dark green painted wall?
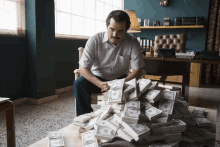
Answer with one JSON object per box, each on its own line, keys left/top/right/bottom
{"left": 0, "top": 36, "right": 28, "bottom": 100}
{"left": 125, "top": 0, "right": 209, "bottom": 51}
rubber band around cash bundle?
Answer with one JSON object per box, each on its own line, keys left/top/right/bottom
{"left": 113, "top": 124, "right": 122, "bottom": 137}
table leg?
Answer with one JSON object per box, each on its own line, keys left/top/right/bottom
{"left": 6, "top": 101, "right": 16, "bottom": 147}
{"left": 182, "top": 62, "right": 191, "bottom": 102}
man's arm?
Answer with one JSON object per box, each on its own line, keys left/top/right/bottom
{"left": 124, "top": 68, "right": 143, "bottom": 82}
{"left": 80, "top": 66, "right": 110, "bottom": 92}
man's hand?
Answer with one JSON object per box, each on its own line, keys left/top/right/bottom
{"left": 100, "top": 82, "right": 110, "bottom": 93}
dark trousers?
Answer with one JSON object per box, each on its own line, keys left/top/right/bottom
{"left": 73, "top": 75, "right": 126, "bottom": 116}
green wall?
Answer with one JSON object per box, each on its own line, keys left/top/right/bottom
{"left": 125, "top": 0, "right": 209, "bottom": 51}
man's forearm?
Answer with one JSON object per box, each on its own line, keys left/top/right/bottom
{"left": 124, "top": 68, "right": 143, "bottom": 82}
{"left": 80, "top": 67, "right": 102, "bottom": 88}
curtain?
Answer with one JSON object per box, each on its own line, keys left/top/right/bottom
{"left": 201, "top": 0, "right": 220, "bottom": 85}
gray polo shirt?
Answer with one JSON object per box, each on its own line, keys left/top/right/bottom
{"left": 79, "top": 31, "right": 145, "bottom": 81}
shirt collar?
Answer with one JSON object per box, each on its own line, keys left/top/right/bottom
{"left": 102, "top": 31, "right": 108, "bottom": 43}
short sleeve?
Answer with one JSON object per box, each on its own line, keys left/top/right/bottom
{"left": 130, "top": 38, "right": 145, "bottom": 69}
{"left": 79, "top": 36, "right": 96, "bottom": 69}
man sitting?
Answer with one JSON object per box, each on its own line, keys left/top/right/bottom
{"left": 73, "top": 10, "right": 145, "bottom": 116}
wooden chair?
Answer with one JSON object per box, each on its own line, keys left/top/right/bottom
{"left": 73, "top": 47, "right": 146, "bottom": 116}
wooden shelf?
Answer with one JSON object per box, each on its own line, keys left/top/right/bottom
{"left": 140, "top": 25, "right": 205, "bottom": 29}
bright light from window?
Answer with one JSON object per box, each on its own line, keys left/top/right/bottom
{"left": 55, "top": 0, "right": 124, "bottom": 37}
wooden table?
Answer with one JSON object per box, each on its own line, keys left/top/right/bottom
{"left": 143, "top": 56, "right": 220, "bottom": 102}
{"left": 0, "top": 98, "right": 16, "bottom": 147}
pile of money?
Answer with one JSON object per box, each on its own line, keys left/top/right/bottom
{"left": 144, "top": 102, "right": 163, "bottom": 121}
{"left": 74, "top": 78, "right": 216, "bottom": 147}
{"left": 108, "top": 79, "right": 125, "bottom": 104}
{"left": 81, "top": 130, "right": 98, "bottom": 147}
{"left": 140, "top": 89, "right": 162, "bottom": 103}
{"left": 48, "top": 130, "right": 65, "bottom": 147}
{"left": 191, "top": 107, "right": 212, "bottom": 127}
{"left": 122, "top": 101, "right": 140, "bottom": 124}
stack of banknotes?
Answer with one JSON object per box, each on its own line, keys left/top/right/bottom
{"left": 48, "top": 130, "right": 65, "bottom": 147}
{"left": 72, "top": 78, "right": 216, "bottom": 147}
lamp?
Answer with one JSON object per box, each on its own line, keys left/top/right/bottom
{"left": 124, "top": 9, "right": 141, "bottom": 35}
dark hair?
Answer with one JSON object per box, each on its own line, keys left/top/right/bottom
{"left": 106, "top": 10, "right": 131, "bottom": 31}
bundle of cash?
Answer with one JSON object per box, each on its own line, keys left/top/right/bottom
{"left": 74, "top": 113, "right": 93, "bottom": 123}
{"left": 108, "top": 79, "right": 125, "bottom": 104}
{"left": 144, "top": 102, "right": 163, "bottom": 121}
{"left": 105, "top": 116, "right": 133, "bottom": 142}
{"left": 152, "top": 112, "right": 172, "bottom": 123}
{"left": 158, "top": 91, "right": 176, "bottom": 115}
{"left": 137, "top": 78, "right": 152, "bottom": 97}
{"left": 73, "top": 120, "right": 89, "bottom": 127}
{"left": 81, "top": 130, "right": 98, "bottom": 147}
{"left": 148, "top": 81, "right": 158, "bottom": 90}
{"left": 123, "top": 78, "right": 136, "bottom": 94}
{"left": 95, "top": 120, "right": 117, "bottom": 140}
{"left": 48, "top": 130, "right": 65, "bottom": 147}
{"left": 191, "top": 107, "right": 211, "bottom": 127}
{"left": 194, "top": 117, "right": 212, "bottom": 127}
{"left": 96, "top": 106, "right": 113, "bottom": 123}
{"left": 114, "top": 113, "right": 150, "bottom": 141}
{"left": 84, "top": 116, "right": 100, "bottom": 130}
{"left": 141, "top": 89, "right": 162, "bottom": 103}
{"left": 151, "top": 119, "right": 186, "bottom": 135}
{"left": 122, "top": 101, "right": 140, "bottom": 124}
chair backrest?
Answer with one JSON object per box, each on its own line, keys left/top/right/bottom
{"left": 78, "top": 47, "right": 84, "bottom": 70}
{"left": 154, "top": 34, "right": 186, "bottom": 54}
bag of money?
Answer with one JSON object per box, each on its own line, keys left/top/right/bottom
{"left": 72, "top": 78, "right": 217, "bottom": 147}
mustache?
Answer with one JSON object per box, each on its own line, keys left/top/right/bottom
{"left": 111, "top": 36, "right": 120, "bottom": 39}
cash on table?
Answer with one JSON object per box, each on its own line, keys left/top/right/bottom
{"left": 72, "top": 78, "right": 215, "bottom": 147}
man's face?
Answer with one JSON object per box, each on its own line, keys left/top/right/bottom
{"left": 107, "top": 18, "right": 127, "bottom": 46}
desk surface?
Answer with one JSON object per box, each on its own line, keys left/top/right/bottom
{"left": 143, "top": 56, "right": 220, "bottom": 64}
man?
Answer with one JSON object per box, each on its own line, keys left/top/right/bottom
{"left": 74, "top": 10, "right": 145, "bottom": 116}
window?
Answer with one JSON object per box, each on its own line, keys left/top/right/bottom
{"left": 54, "top": 0, "right": 124, "bottom": 39}
{"left": 0, "top": 0, "right": 25, "bottom": 37}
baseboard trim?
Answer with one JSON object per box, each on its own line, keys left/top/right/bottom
{"left": 55, "top": 85, "right": 73, "bottom": 95}
{"left": 13, "top": 86, "right": 74, "bottom": 106}
{"left": 13, "top": 95, "right": 59, "bottom": 106}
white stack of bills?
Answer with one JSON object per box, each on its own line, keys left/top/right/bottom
{"left": 95, "top": 120, "right": 117, "bottom": 140}
{"left": 122, "top": 101, "right": 140, "bottom": 124}
{"left": 158, "top": 91, "right": 176, "bottom": 115}
{"left": 108, "top": 79, "right": 125, "bottom": 104}
{"left": 137, "top": 78, "right": 152, "bottom": 97}
{"left": 81, "top": 130, "right": 98, "bottom": 147}
{"left": 141, "top": 89, "right": 162, "bottom": 103}
{"left": 144, "top": 102, "right": 163, "bottom": 121}
{"left": 123, "top": 78, "right": 136, "bottom": 94}
{"left": 48, "top": 130, "right": 65, "bottom": 147}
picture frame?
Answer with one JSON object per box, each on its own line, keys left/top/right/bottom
{"left": 144, "top": 19, "right": 150, "bottom": 26}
